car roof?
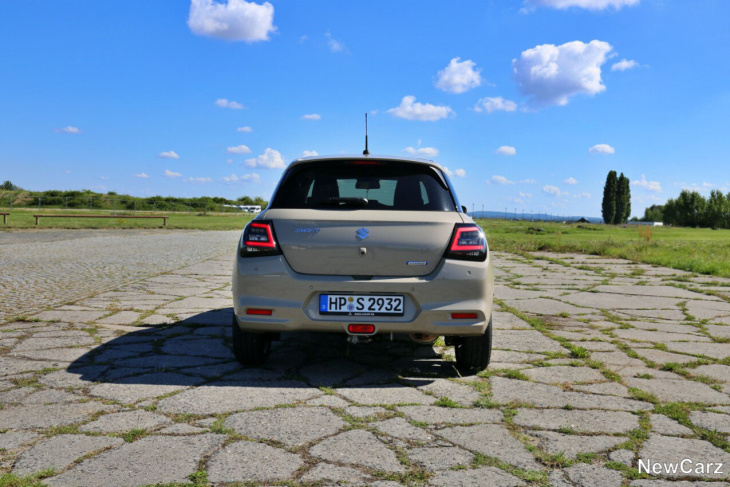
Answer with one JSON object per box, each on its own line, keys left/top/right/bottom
{"left": 290, "top": 154, "right": 445, "bottom": 171}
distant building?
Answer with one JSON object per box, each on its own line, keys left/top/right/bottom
{"left": 574, "top": 217, "right": 590, "bottom": 224}
{"left": 628, "top": 221, "right": 663, "bottom": 227}
{"left": 223, "top": 204, "right": 262, "bottom": 213}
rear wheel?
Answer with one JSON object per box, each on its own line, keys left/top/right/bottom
{"left": 232, "top": 316, "right": 271, "bottom": 366}
{"left": 454, "top": 317, "right": 492, "bottom": 373}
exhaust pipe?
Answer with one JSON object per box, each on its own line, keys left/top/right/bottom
{"left": 410, "top": 333, "right": 439, "bottom": 345}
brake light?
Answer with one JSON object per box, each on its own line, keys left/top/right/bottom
{"left": 240, "top": 220, "right": 281, "bottom": 257}
{"left": 349, "top": 160, "right": 379, "bottom": 165}
{"left": 348, "top": 324, "right": 375, "bottom": 334}
{"left": 444, "top": 224, "right": 487, "bottom": 262}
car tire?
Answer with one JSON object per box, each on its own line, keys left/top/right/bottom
{"left": 455, "top": 317, "right": 492, "bottom": 373}
{"left": 232, "top": 315, "right": 271, "bottom": 366}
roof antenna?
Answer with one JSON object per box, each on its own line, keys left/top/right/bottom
{"left": 363, "top": 113, "right": 370, "bottom": 156}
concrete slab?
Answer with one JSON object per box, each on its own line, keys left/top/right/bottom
{"left": 206, "top": 440, "right": 303, "bottom": 484}
{"left": 437, "top": 424, "right": 540, "bottom": 470}
{"left": 309, "top": 429, "right": 404, "bottom": 473}
{"left": 224, "top": 407, "right": 345, "bottom": 446}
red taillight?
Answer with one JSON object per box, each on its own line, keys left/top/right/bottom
{"left": 240, "top": 220, "right": 281, "bottom": 257}
{"left": 246, "top": 308, "right": 273, "bottom": 316}
{"left": 444, "top": 224, "right": 487, "bottom": 262}
{"left": 348, "top": 324, "right": 375, "bottom": 334}
{"left": 451, "top": 313, "right": 478, "bottom": 319}
{"left": 349, "top": 160, "right": 379, "bottom": 165}
{"left": 245, "top": 222, "right": 276, "bottom": 248}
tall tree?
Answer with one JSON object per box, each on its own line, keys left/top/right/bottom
{"left": 622, "top": 174, "right": 631, "bottom": 222}
{"left": 602, "top": 170, "right": 617, "bottom": 224}
{"left": 705, "top": 190, "right": 728, "bottom": 229}
{"left": 614, "top": 173, "right": 627, "bottom": 224}
{"left": 642, "top": 204, "right": 664, "bottom": 222}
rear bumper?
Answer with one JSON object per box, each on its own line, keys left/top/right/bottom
{"left": 232, "top": 251, "right": 493, "bottom": 337}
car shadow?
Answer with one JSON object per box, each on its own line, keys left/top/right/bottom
{"left": 69, "top": 307, "right": 462, "bottom": 389}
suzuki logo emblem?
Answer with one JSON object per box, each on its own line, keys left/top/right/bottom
{"left": 356, "top": 227, "right": 370, "bottom": 240}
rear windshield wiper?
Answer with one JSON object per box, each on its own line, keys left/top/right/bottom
{"left": 318, "top": 197, "right": 369, "bottom": 208}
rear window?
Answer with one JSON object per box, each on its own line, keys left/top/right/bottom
{"left": 270, "top": 160, "right": 456, "bottom": 211}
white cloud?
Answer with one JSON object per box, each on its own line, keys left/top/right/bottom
{"left": 563, "top": 177, "right": 578, "bottom": 185}
{"left": 403, "top": 146, "right": 439, "bottom": 158}
{"left": 495, "top": 146, "right": 517, "bottom": 156}
{"left": 134, "top": 173, "right": 149, "bottom": 178}
{"left": 187, "top": 0, "right": 276, "bottom": 42}
{"left": 632, "top": 174, "right": 662, "bottom": 192}
{"left": 513, "top": 40, "right": 612, "bottom": 109}
{"left": 589, "top": 143, "right": 615, "bottom": 154}
{"left": 100, "top": 176, "right": 108, "bottom": 180}
{"left": 215, "top": 98, "right": 245, "bottom": 109}
{"left": 301, "top": 113, "right": 321, "bottom": 121}
{"left": 519, "top": 191, "right": 532, "bottom": 198}
{"left": 237, "top": 126, "right": 253, "bottom": 133}
{"left": 158, "top": 150, "right": 180, "bottom": 159}
{"left": 573, "top": 192, "right": 591, "bottom": 198}
{"left": 703, "top": 182, "right": 714, "bottom": 188}
{"left": 222, "top": 172, "right": 261, "bottom": 184}
{"left": 611, "top": 59, "right": 639, "bottom": 71}
{"left": 325, "top": 32, "right": 345, "bottom": 53}
{"left": 474, "top": 96, "right": 517, "bottom": 113}
{"left": 524, "top": 0, "right": 639, "bottom": 11}
{"left": 491, "top": 175, "right": 516, "bottom": 185}
{"left": 435, "top": 57, "right": 482, "bottom": 94}
{"left": 302, "top": 150, "right": 318, "bottom": 157}
{"left": 164, "top": 169, "right": 182, "bottom": 178}
{"left": 245, "top": 148, "right": 285, "bottom": 169}
{"left": 227, "top": 144, "right": 252, "bottom": 154}
{"left": 185, "top": 177, "right": 213, "bottom": 183}
{"left": 387, "top": 96, "right": 455, "bottom": 122}
{"left": 443, "top": 167, "right": 466, "bottom": 178}
{"left": 543, "top": 185, "right": 567, "bottom": 197}
{"left": 55, "top": 126, "right": 81, "bottom": 134}
{"left": 520, "top": 178, "right": 538, "bottom": 184}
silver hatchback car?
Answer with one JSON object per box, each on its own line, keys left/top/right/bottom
{"left": 232, "top": 155, "right": 494, "bottom": 372}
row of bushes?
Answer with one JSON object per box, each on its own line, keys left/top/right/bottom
{"left": 0, "top": 182, "right": 268, "bottom": 212}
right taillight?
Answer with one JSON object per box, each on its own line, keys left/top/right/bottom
{"left": 239, "top": 220, "right": 282, "bottom": 257}
{"left": 444, "top": 224, "right": 487, "bottom": 262}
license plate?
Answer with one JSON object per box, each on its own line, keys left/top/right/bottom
{"left": 320, "top": 294, "right": 404, "bottom": 316}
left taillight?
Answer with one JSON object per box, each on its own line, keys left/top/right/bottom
{"left": 239, "top": 220, "right": 281, "bottom": 258}
{"left": 444, "top": 224, "right": 488, "bottom": 262}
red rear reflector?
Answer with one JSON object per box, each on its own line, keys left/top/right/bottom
{"left": 246, "top": 308, "right": 273, "bottom": 316}
{"left": 451, "top": 313, "right": 478, "bottom": 319}
{"left": 245, "top": 222, "right": 276, "bottom": 248}
{"left": 348, "top": 324, "right": 375, "bottom": 334}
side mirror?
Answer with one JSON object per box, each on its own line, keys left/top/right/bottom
{"left": 461, "top": 205, "right": 468, "bottom": 214}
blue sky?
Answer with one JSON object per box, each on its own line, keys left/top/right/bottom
{"left": 1, "top": 0, "right": 728, "bottom": 217}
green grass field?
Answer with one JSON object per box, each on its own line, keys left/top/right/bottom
{"left": 3, "top": 208, "right": 730, "bottom": 278}
{"left": 0, "top": 208, "right": 254, "bottom": 231}
{"left": 479, "top": 219, "right": 730, "bottom": 278}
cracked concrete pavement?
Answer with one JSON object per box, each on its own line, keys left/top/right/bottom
{"left": 2, "top": 230, "right": 730, "bottom": 485}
